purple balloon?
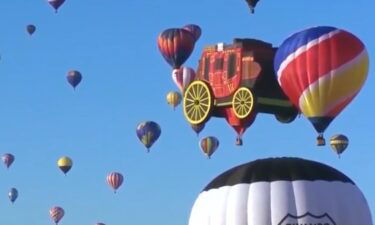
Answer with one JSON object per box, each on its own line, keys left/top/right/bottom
{"left": 136, "top": 121, "right": 161, "bottom": 152}
{"left": 47, "top": 0, "right": 65, "bottom": 13}
{"left": 2, "top": 153, "right": 15, "bottom": 169}
{"left": 191, "top": 123, "right": 205, "bottom": 136}
{"left": 67, "top": 70, "right": 82, "bottom": 90}
{"left": 183, "top": 24, "right": 202, "bottom": 42}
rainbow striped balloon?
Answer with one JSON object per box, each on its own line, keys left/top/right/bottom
{"left": 274, "top": 26, "right": 369, "bottom": 136}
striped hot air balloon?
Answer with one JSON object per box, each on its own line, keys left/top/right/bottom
{"left": 274, "top": 26, "right": 369, "bottom": 146}
{"left": 172, "top": 67, "right": 196, "bottom": 93}
{"left": 95, "top": 223, "right": 105, "bottom": 225}
{"left": 189, "top": 157, "right": 372, "bottom": 225}
{"left": 166, "top": 91, "right": 182, "bottom": 110}
{"left": 199, "top": 136, "right": 219, "bottom": 159}
{"left": 330, "top": 134, "right": 349, "bottom": 157}
{"left": 49, "top": 206, "right": 64, "bottom": 225}
{"left": 157, "top": 28, "right": 196, "bottom": 69}
{"left": 107, "top": 172, "right": 123, "bottom": 193}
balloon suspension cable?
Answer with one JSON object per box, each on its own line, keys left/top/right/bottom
{"left": 146, "top": 148, "right": 150, "bottom": 153}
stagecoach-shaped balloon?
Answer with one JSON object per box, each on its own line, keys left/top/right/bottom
{"left": 183, "top": 38, "right": 298, "bottom": 145}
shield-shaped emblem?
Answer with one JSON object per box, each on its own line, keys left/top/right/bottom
{"left": 278, "top": 212, "right": 336, "bottom": 225}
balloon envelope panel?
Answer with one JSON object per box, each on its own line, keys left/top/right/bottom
{"left": 189, "top": 157, "right": 372, "bottom": 225}
{"left": 274, "top": 26, "right": 369, "bottom": 133}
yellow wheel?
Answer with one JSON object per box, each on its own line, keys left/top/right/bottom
{"left": 232, "top": 87, "right": 254, "bottom": 119}
{"left": 183, "top": 81, "right": 213, "bottom": 124}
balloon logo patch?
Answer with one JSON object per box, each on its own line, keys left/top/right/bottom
{"left": 278, "top": 213, "right": 336, "bottom": 225}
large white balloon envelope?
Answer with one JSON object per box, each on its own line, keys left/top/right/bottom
{"left": 189, "top": 157, "right": 372, "bottom": 225}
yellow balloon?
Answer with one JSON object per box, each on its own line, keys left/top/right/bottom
{"left": 57, "top": 156, "right": 73, "bottom": 175}
{"left": 166, "top": 91, "right": 182, "bottom": 110}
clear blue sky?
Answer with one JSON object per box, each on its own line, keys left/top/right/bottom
{"left": 0, "top": 1, "right": 374, "bottom": 224}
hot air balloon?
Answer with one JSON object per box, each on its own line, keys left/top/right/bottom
{"left": 57, "top": 156, "right": 72, "bottom": 175}
{"left": 67, "top": 70, "right": 82, "bottom": 90}
{"left": 274, "top": 26, "right": 369, "bottom": 146}
{"left": 107, "top": 172, "right": 123, "bottom": 193}
{"left": 199, "top": 136, "right": 219, "bottom": 159}
{"left": 245, "top": 0, "right": 260, "bottom": 13}
{"left": 191, "top": 123, "right": 205, "bottom": 136}
{"left": 157, "top": 28, "right": 196, "bottom": 69}
{"left": 330, "top": 134, "right": 349, "bottom": 157}
{"left": 181, "top": 39, "right": 297, "bottom": 146}
{"left": 166, "top": 91, "right": 182, "bottom": 110}
{"left": 47, "top": 0, "right": 65, "bottom": 13}
{"left": 26, "top": 24, "right": 36, "bottom": 36}
{"left": 95, "top": 223, "right": 105, "bottom": 225}
{"left": 189, "top": 157, "right": 372, "bottom": 225}
{"left": 2, "top": 153, "right": 15, "bottom": 169}
{"left": 8, "top": 188, "right": 18, "bottom": 204}
{"left": 183, "top": 24, "right": 202, "bottom": 42}
{"left": 172, "top": 67, "right": 196, "bottom": 93}
{"left": 50, "top": 206, "right": 64, "bottom": 225}
{"left": 136, "top": 121, "right": 161, "bottom": 152}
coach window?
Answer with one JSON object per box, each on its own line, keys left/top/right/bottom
{"left": 214, "top": 57, "right": 224, "bottom": 71}
{"left": 204, "top": 56, "right": 210, "bottom": 80}
{"left": 227, "top": 53, "right": 236, "bottom": 79}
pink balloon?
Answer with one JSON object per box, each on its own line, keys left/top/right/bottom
{"left": 172, "top": 67, "right": 196, "bottom": 92}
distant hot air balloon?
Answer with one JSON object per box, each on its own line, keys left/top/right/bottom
{"left": 189, "top": 157, "right": 373, "bottom": 225}
{"left": 107, "top": 172, "right": 123, "bottom": 193}
{"left": 136, "top": 121, "right": 161, "bottom": 152}
{"left": 274, "top": 26, "right": 369, "bottom": 146}
{"left": 191, "top": 123, "right": 205, "bottom": 136}
{"left": 2, "top": 153, "right": 15, "bottom": 169}
{"left": 199, "top": 136, "right": 219, "bottom": 159}
{"left": 172, "top": 67, "right": 196, "bottom": 93}
{"left": 166, "top": 91, "right": 182, "bottom": 110}
{"left": 57, "top": 156, "right": 72, "bottom": 175}
{"left": 50, "top": 206, "right": 64, "bottom": 225}
{"left": 245, "top": 0, "right": 260, "bottom": 13}
{"left": 157, "top": 28, "right": 196, "bottom": 69}
{"left": 330, "top": 134, "right": 349, "bottom": 157}
{"left": 95, "top": 223, "right": 105, "bottom": 225}
{"left": 47, "top": 0, "right": 65, "bottom": 13}
{"left": 8, "top": 188, "right": 18, "bottom": 204}
{"left": 182, "top": 24, "right": 202, "bottom": 42}
{"left": 67, "top": 70, "right": 82, "bottom": 90}
{"left": 26, "top": 24, "right": 36, "bottom": 36}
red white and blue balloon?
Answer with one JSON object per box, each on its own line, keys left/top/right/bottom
{"left": 274, "top": 26, "right": 369, "bottom": 136}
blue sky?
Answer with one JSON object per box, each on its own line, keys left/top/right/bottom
{"left": 0, "top": 0, "right": 374, "bottom": 224}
